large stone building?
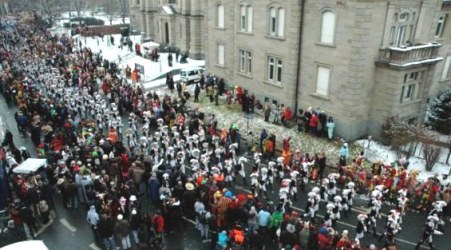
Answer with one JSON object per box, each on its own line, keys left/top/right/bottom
{"left": 129, "top": 0, "right": 205, "bottom": 59}
{"left": 131, "top": 0, "right": 451, "bottom": 140}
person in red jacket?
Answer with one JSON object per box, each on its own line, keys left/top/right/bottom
{"left": 336, "top": 230, "right": 352, "bottom": 249}
{"left": 152, "top": 210, "right": 165, "bottom": 237}
{"left": 309, "top": 112, "right": 318, "bottom": 136}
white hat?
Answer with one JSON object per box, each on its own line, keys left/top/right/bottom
{"left": 428, "top": 215, "right": 439, "bottom": 222}
{"left": 326, "top": 203, "right": 335, "bottom": 210}
{"left": 357, "top": 214, "right": 367, "bottom": 221}
{"left": 286, "top": 224, "right": 296, "bottom": 233}
{"left": 130, "top": 195, "right": 137, "bottom": 201}
{"left": 185, "top": 182, "right": 195, "bottom": 191}
{"left": 342, "top": 230, "right": 348, "bottom": 236}
{"left": 117, "top": 214, "right": 123, "bottom": 221}
{"left": 308, "top": 192, "right": 316, "bottom": 198}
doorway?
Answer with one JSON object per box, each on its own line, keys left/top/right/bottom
{"left": 165, "top": 22, "right": 170, "bottom": 44}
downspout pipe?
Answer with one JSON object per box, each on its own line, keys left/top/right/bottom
{"left": 294, "top": 0, "right": 305, "bottom": 117}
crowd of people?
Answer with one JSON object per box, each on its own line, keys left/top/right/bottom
{"left": 0, "top": 13, "right": 449, "bottom": 250}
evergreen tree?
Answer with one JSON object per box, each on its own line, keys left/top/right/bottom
{"left": 426, "top": 88, "right": 451, "bottom": 134}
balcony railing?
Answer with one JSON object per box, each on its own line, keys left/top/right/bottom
{"left": 378, "top": 42, "right": 443, "bottom": 68}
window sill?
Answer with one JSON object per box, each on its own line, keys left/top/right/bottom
{"left": 237, "top": 72, "right": 253, "bottom": 79}
{"left": 310, "top": 93, "right": 331, "bottom": 101}
{"left": 439, "top": 78, "right": 451, "bottom": 83}
{"left": 263, "top": 80, "right": 282, "bottom": 88}
{"left": 315, "top": 42, "right": 336, "bottom": 48}
{"left": 215, "top": 64, "right": 226, "bottom": 68}
{"left": 265, "top": 35, "right": 286, "bottom": 41}
{"left": 400, "top": 99, "right": 422, "bottom": 106}
{"left": 215, "top": 27, "right": 226, "bottom": 31}
{"left": 237, "top": 31, "right": 254, "bottom": 36}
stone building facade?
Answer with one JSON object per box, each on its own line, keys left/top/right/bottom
{"left": 297, "top": 0, "right": 449, "bottom": 139}
{"left": 129, "top": 0, "right": 205, "bottom": 59}
{"left": 131, "top": 0, "right": 451, "bottom": 140}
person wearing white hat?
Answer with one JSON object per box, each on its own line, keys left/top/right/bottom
{"left": 115, "top": 214, "right": 131, "bottom": 249}
{"left": 415, "top": 215, "right": 442, "bottom": 249}
{"left": 355, "top": 214, "right": 367, "bottom": 241}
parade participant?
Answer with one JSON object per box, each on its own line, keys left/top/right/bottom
{"left": 415, "top": 215, "right": 442, "bottom": 250}
{"left": 332, "top": 195, "right": 342, "bottom": 228}
{"left": 355, "top": 214, "right": 367, "bottom": 241}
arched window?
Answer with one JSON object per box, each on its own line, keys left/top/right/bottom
{"left": 321, "top": 11, "right": 336, "bottom": 44}
{"left": 217, "top": 5, "right": 224, "bottom": 28}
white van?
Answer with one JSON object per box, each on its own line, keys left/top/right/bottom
{"left": 180, "top": 67, "right": 204, "bottom": 84}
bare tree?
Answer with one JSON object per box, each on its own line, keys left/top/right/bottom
{"left": 118, "top": 0, "right": 129, "bottom": 24}
{"left": 73, "top": 0, "right": 87, "bottom": 18}
{"left": 423, "top": 143, "right": 442, "bottom": 171}
{"left": 104, "top": 0, "right": 118, "bottom": 25}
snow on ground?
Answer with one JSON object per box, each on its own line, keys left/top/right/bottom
{"left": 356, "top": 139, "right": 451, "bottom": 185}
{"left": 58, "top": 12, "right": 130, "bottom": 26}
{"left": 75, "top": 35, "right": 204, "bottom": 86}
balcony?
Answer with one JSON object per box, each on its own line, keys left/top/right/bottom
{"left": 377, "top": 42, "right": 443, "bottom": 68}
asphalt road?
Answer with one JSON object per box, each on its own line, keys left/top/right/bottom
{"left": 0, "top": 92, "right": 449, "bottom": 250}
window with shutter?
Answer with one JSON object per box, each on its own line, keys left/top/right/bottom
{"left": 247, "top": 6, "right": 253, "bottom": 32}
{"left": 278, "top": 8, "right": 285, "bottom": 37}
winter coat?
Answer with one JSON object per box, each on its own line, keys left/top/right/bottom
{"left": 326, "top": 121, "right": 336, "bottom": 139}
{"left": 115, "top": 220, "right": 131, "bottom": 237}
{"left": 340, "top": 145, "right": 349, "bottom": 159}
{"left": 97, "top": 218, "right": 114, "bottom": 238}
{"left": 149, "top": 177, "right": 160, "bottom": 203}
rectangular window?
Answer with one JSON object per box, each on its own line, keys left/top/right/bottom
{"left": 239, "top": 49, "right": 252, "bottom": 74}
{"left": 218, "top": 44, "right": 225, "bottom": 66}
{"left": 401, "top": 71, "right": 421, "bottom": 103}
{"left": 240, "top": 6, "right": 246, "bottom": 32}
{"left": 321, "top": 11, "right": 336, "bottom": 44}
{"left": 442, "top": 55, "right": 451, "bottom": 80}
{"left": 246, "top": 51, "right": 252, "bottom": 73}
{"left": 277, "top": 59, "right": 282, "bottom": 83}
{"left": 267, "top": 56, "right": 283, "bottom": 84}
{"left": 436, "top": 15, "right": 446, "bottom": 38}
{"left": 217, "top": 5, "right": 224, "bottom": 28}
{"left": 316, "top": 66, "right": 331, "bottom": 96}
{"left": 268, "top": 57, "right": 275, "bottom": 80}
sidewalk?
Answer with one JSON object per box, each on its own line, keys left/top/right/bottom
{"left": 157, "top": 87, "right": 361, "bottom": 166}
